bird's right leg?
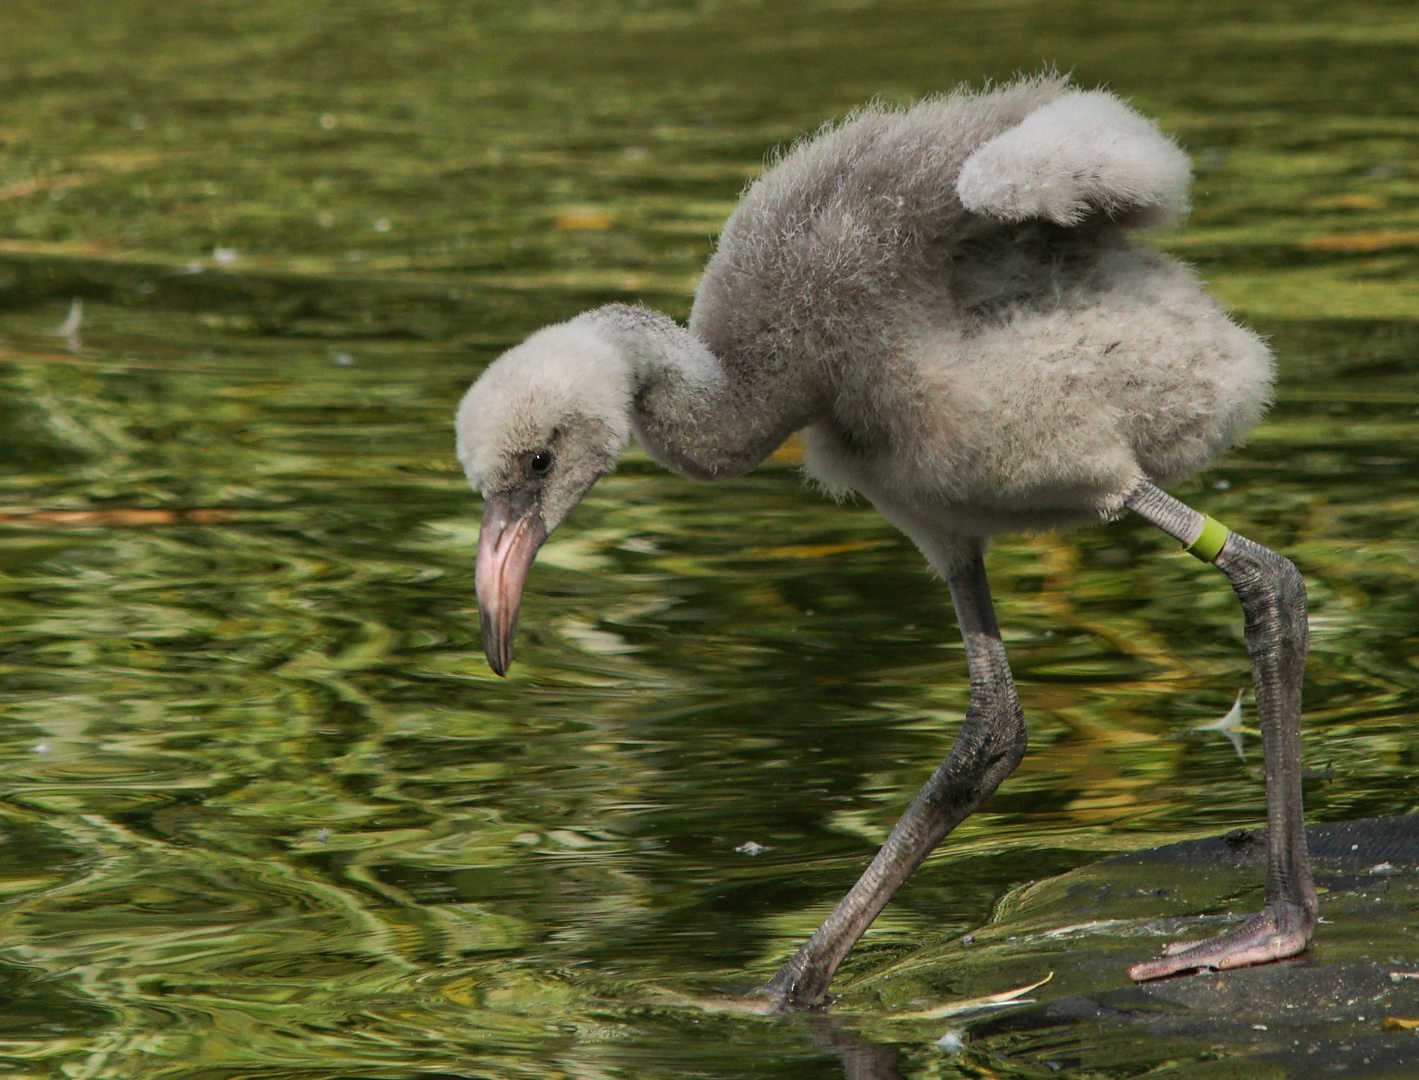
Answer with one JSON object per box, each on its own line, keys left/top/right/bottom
{"left": 761, "top": 544, "right": 1028, "bottom": 1008}
{"left": 1124, "top": 480, "right": 1317, "bottom": 980}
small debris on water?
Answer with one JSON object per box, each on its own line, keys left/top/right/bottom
{"left": 53, "top": 298, "right": 83, "bottom": 342}
{"left": 960, "top": 934, "right": 975, "bottom": 945}
{"left": 892, "top": 972, "right": 1053, "bottom": 1021}
{"left": 554, "top": 208, "right": 613, "bottom": 230}
{"left": 934, "top": 1029, "right": 964, "bottom": 1051}
{"left": 374, "top": 218, "right": 392, "bottom": 233}
{"left": 735, "top": 840, "right": 770, "bottom": 855}
{"left": 212, "top": 247, "right": 240, "bottom": 266}
{"left": 1368, "top": 862, "right": 1398, "bottom": 875}
{"left": 315, "top": 828, "right": 329, "bottom": 844}
{"left": 1390, "top": 971, "right": 1419, "bottom": 983}
{"left": 319, "top": 113, "right": 338, "bottom": 130}
{"left": 30, "top": 742, "right": 51, "bottom": 754}
{"left": 181, "top": 260, "right": 204, "bottom": 275}
{"left": 332, "top": 352, "right": 355, "bottom": 366}
{"left": 1253, "top": 1023, "right": 1268, "bottom": 1031}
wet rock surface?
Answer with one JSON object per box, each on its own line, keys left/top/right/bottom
{"left": 838, "top": 816, "right": 1419, "bottom": 1077}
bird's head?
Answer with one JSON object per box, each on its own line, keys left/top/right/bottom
{"left": 455, "top": 318, "right": 633, "bottom": 675}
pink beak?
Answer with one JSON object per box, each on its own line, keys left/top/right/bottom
{"left": 475, "top": 495, "right": 548, "bottom": 675}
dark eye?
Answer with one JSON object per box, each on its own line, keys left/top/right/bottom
{"left": 528, "top": 449, "right": 554, "bottom": 476}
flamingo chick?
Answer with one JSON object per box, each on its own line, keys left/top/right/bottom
{"left": 455, "top": 74, "right": 1316, "bottom": 1008}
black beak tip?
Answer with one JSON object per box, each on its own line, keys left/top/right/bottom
{"left": 480, "top": 608, "right": 513, "bottom": 676}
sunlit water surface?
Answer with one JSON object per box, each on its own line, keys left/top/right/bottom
{"left": 0, "top": 2, "right": 1416, "bottom": 1077}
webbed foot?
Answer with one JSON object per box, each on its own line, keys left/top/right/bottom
{"left": 1128, "top": 901, "right": 1315, "bottom": 981}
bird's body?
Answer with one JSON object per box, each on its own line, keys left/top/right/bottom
{"left": 575, "top": 76, "right": 1272, "bottom": 552}
{"left": 456, "top": 75, "right": 1317, "bottom": 1008}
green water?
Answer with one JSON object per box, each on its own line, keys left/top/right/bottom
{"left": 0, "top": 1, "right": 1416, "bottom": 1077}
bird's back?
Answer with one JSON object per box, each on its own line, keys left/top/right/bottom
{"left": 690, "top": 75, "right": 1070, "bottom": 376}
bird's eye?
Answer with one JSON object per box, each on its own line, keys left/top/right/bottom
{"left": 528, "top": 449, "right": 554, "bottom": 476}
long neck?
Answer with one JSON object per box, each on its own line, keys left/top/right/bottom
{"left": 580, "top": 304, "right": 808, "bottom": 481}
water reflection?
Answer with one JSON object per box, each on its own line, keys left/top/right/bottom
{"left": 0, "top": 0, "right": 1416, "bottom": 1076}
{"left": 797, "top": 1014, "right": 905, "bottom": 1080}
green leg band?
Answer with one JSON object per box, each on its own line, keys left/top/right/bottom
{"left": 1186, "top": 515, "right": 1230, "bottom": 563}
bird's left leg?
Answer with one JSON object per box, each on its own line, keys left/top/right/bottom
{"left": 761, "top": 544, "right": 1028, "bottom": 1008}
{"left": 1124, "top": 480, "right": 1317, "bottom": 980}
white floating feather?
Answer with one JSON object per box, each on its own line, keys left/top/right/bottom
{"left": 1194, "top": 689, "right": 1245, "bottom": 760}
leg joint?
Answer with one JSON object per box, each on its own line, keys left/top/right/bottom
{"left": 1216, "top": 533, "right": 1307, "bottom": 619}
{"left": 953, "top": 687, "right": 1027, "bottom": 788}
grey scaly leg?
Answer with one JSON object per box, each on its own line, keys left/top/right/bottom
{"left": 1125, "top": 480, "right": 1317, "bottom": 980}
{"left": 762, "top": 544, "right": 1028, "bottom": 1007}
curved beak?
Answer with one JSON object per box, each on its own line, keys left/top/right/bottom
{"left": 475, "top": 493, "right": 548, "bottom": 675}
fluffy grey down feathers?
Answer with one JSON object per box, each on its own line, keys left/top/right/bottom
{"left": 456, "top": 74, "right": 1272, "bottom": 570}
